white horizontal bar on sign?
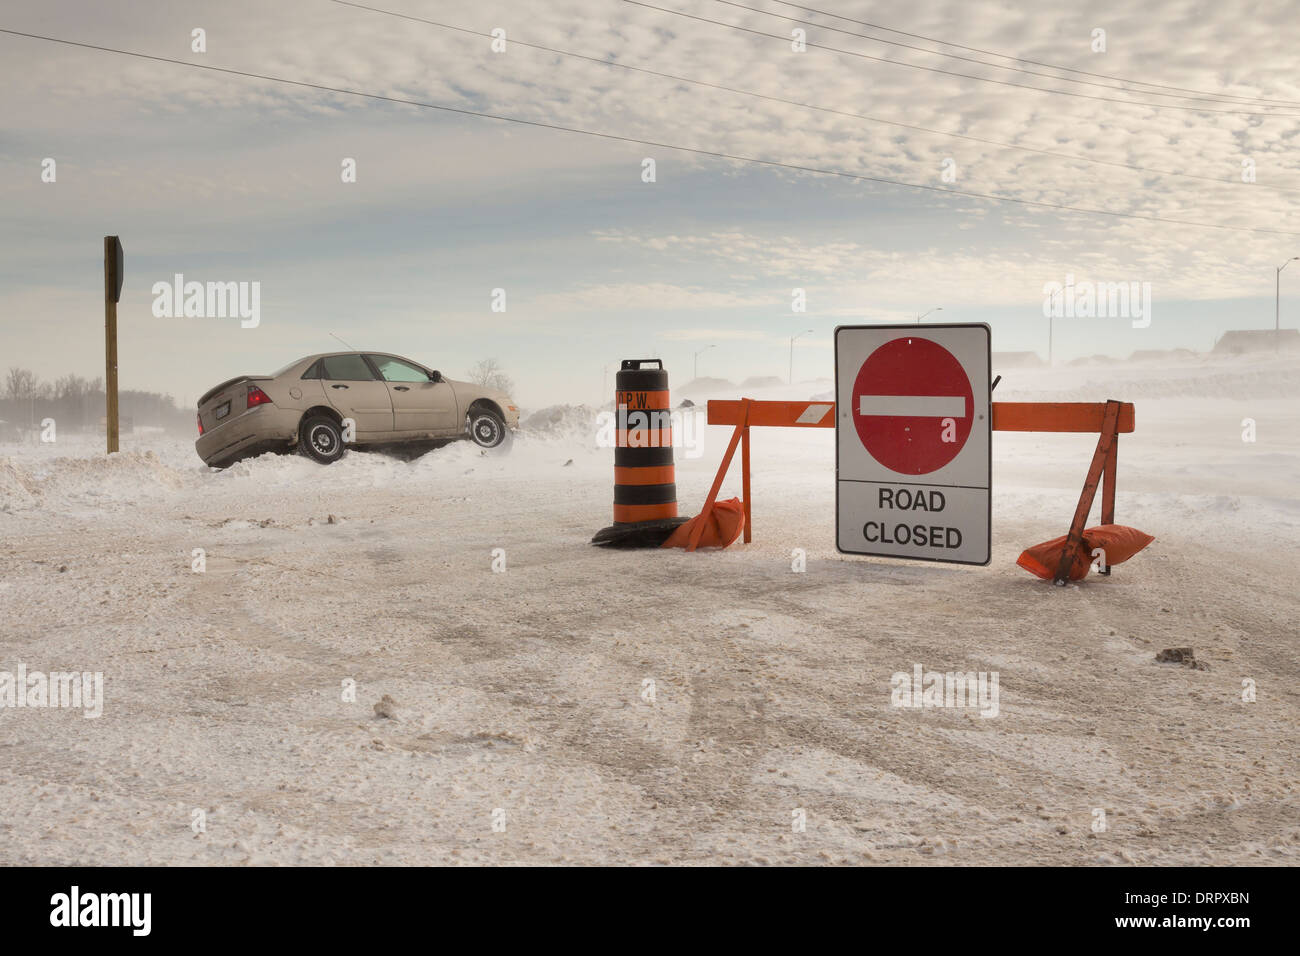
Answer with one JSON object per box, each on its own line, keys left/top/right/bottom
{"left": 857, "top": 395, "right": 966, "bottom": 418}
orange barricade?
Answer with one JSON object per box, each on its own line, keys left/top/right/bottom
{"left": 704, "top": 399, "right": 1136, "bottom": 582}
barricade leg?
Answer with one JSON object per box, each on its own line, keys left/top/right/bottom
{"left": 1099, "top": 432, "right": 1118, "bottom": 575}
{"left": 688, "top": 400, "right": 750, "bottom": 552}
{"left": 741, "top": 422, "right": 752, "bottom": 544}
{"left": 1054, "top": 400, "right": 1122, "bottom": 584}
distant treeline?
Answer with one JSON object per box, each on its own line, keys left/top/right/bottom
{"left": 1, "top": 367, "right": 191, "bottom": 436}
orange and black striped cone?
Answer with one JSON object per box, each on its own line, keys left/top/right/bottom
{"left": 592, "top": 359, "right": 690, "bottom": 548}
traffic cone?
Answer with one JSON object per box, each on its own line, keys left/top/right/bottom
{"left": 592, "top": 359, "right": 690, "bottom": 548}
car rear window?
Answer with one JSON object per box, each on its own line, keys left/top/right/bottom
{"left": 270, "top": 358, "right": 305, "bottom": 378}
{"left": 321, "top": 354, "right": 377, "bottom": 380}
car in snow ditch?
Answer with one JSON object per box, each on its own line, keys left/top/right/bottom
{"left": 194, "top": 351, "right": 519, "bottom": 467}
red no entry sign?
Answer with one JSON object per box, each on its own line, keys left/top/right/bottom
{"left": 851, "top": 337, "right": 973, "bottom": 475}
{"left": 836, "top": 324, "right": 991, "bottom": 566}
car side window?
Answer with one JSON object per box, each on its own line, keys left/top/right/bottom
{"left": 322, "top": 354, "right": 378, "bottom": 381}
{"left": 369, "top": 356, "right": 431, "bottom": 383}
{"left": 301, "top": 360, "right": 322, "bottom": 379}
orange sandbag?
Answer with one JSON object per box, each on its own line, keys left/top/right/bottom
{"left": 662, "top": 498, "right": 746, "bottom": 550}
{"left": 1082, "top": 524, "right": 1155, "bottom": 567}
{"left": 1017, "top": 534, "right": 1091, "bottom": 580}
{"left": 1016, "top": 524, "right": 1155, "bottom": 580}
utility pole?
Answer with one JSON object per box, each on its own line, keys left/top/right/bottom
{"left": 104, "top": 236, "right": 124, "bottom": 454}
{"left": 1277, "top": 257, "right": 1298, "bottom": 352}
{"left": 789, "top": 329, "right": 813, "bottom": 385}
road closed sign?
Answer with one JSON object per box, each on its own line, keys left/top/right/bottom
{"left": 835, "top": 324, "right": 991, "bottom": 565}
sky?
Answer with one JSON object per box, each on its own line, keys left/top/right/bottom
{"left": 2, "top": 0, "right": 1299, "bottom": 409}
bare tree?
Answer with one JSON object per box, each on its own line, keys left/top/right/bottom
{"left": 54, "top": 374, "right": 94, "bottom": 402}
{"left": 0, "top": 367, "right": 188, "bottom": 433}
{"left": 4, "top": 367, "right": 37, "bottom": 401}
{"left": 467, "top": 358, "right": 514, "bottom": 395}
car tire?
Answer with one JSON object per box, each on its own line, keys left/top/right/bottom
{"left": 467, "top": 407, "right": 511, "bottom": 452}
{"left": 299, "top": 414, "right": 346, "bottom": 464}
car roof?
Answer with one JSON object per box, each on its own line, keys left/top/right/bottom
{"left": 287, "top": 351, "right": 421, "bottom": 367}
{"left": 298, "top": 351, "right": 416, "bottom": 361}
{"left": 286, "top": 352, "right": 439, "bottom": 376}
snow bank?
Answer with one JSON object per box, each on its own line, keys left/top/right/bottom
{"left": 0, "top": 450, "right": 192, "bottom": 513}
{"left": 521, "top": 404, "right": 600, "bottom": 441}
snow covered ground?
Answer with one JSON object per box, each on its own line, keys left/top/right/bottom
{"left": 1, "top": 353, "right": 1297, "bottom": 865}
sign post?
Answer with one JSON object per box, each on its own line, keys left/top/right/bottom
{"left": 835, "top": 324, "right": 991, "bottom": 565}
{"left": 104, "top": 236, "right": 123, "bottom": 454}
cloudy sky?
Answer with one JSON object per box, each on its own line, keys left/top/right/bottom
{"left": 2, "top": 0, "right": 1298, "bottom": 407}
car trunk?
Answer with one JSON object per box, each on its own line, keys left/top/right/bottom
{"left": 197, "top": 376, "right": 271, "bottom": 433}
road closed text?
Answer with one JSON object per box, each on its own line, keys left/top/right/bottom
{"left": 863, "top": 487, "right": 963, "bottom": 548}
{"left": 836, "top": 481, "right": 989, "bottom": 564}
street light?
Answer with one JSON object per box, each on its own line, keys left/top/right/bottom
{"left": 790, "top": 329, "right": 813, "bottom": 385}
{"left": 694, "top": 344, "right": 715, "bottom": 379}
{"left": 1046, "top": 286, "right": 1064, "bottom": 367}
{"left": 1277, "top": 257, "right": 1299, "bottom": 352}
{"left": 916, "top": 307, "right": 943, "bottom": 324}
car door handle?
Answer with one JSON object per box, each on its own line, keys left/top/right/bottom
{"left": 331, "top": 384, "right": 349, "bottom": 389}
{"left": 393, "top": 386, "right": 409, "bottom": 391}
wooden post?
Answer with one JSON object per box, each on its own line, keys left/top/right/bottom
{"left": 103, "top": 236, "right": 122, "bottom": 454}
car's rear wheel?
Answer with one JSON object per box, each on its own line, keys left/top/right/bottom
{"left": 467, "top": 407, "right": 511, "bottom": 452}
{"left": 299, "top": 414, "right": 346, "bottom": 464}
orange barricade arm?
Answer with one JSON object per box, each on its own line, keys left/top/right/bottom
{"left": 708, "top": 399, "right": 1134, "bottom": 433}
{"left": 701, "top": 398, "right": 1136, "bottom": 583}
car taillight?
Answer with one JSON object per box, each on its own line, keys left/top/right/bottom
{"left": 196, "top": 412, "right": 204, "bottom": 436}
{"left": 247, "top": 385, "right": 272, "bottom": 407}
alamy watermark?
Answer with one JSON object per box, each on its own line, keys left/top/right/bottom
{"left": 0, "top": 664, "right": 103, "bottom": 718}
{"left": 890, "top": 663, "right": 999, "bottom": 717}
{"left": 1043, "top": 274, "right": 1151, "bottom": 328}
{"left": 50, "top": 886, "right": 150, "bottom": 936}
{"left": 152, "top": 274, "right": 260, "bottom": 328}
{"left": 596, "top": 405, "right": 705, "bottom": 458}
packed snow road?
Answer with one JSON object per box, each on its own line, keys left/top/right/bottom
{"left": 1, "top": 358, "right": 1297, "bottom": 864}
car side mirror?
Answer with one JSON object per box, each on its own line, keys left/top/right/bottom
{"left": 429, "top": 370, "right": 441, "bottom": 383}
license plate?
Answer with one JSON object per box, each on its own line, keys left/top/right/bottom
{"left": 214, "top": 401, "right": 231, "bottom": 420}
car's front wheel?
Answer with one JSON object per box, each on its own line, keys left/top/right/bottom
{"left": 467, "top": 407, "right": 511, "bottom": 452}
{"left": 299, "top": 414, "right": 346, "bottom": 464}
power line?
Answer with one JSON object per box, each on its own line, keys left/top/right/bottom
{"left": 719, "top": 0, "right": 1299, "bottom": 108}
{"left": 622, "top": 0, "right": 1300, "bottom": 117}
{"left": 2, "top": 26, "right": 1297, "bottom": 237}
{"left": 765, "top": 0, "right": 1300, "bottom": 107}
{"left": 329, "top": 0, "right": 1300, "bottom": 195}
